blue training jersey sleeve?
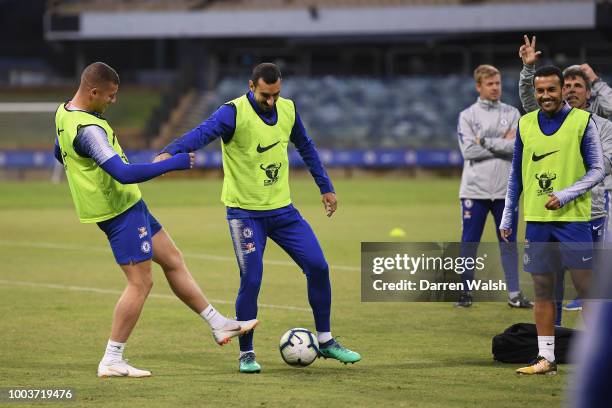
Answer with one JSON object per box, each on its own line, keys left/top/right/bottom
{"left": 553, "top": 118, "right": 606, "bottom": 206}
{"left": 100, "top": 154, "right": 191, "bottom": 184}
{"left": 74, "top": 125, "right": 191, "bottom": 184}
{"left": 161, "top": 104, "right": 236, "bottom": 155}
{"left": 290, "top": 111, "right": 335, "bottom": 194}
{"left": 500, "top": 128, "right": 523, "bottom": 231}
{"left": 73, "top": 125, "right": 117, "bottom": 165}
{"left": 54, "top": 137, "right": 63, "bottom": 164}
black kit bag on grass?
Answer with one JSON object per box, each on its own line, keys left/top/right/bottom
{"left": 492, "top": 323, "right": 580, "bottom": 364}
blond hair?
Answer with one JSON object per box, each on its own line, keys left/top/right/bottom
{"left": 473, "top": 64, "right": 500, "bottom": 85}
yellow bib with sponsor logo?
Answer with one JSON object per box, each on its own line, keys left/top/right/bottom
{"left": 520, "top": 108, "right": 591, "bottom": 222}
{"left": 220, "top": 95, "right": 295, "bottom": 210}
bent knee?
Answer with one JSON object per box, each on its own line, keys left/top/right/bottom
{"left": 129, "top": 274, "right": 153, "bottom": 296}
{"left": 168, "top": 248, "right": 185, "bottom": 269}
{"left": 574, "top": 281, "right": 591, "bottom": 299}
{"left": 140, "top": 277, "right": 154, "bottom": 294}
{"left": 303, "top": 259, "right": 329, "bottom": 277}
{"left": 241, "top": 276, "right": 262, "bottom": 290}
{"left": 158, "top": 247, "right": 185, "bottom": 271}
{"left": 532, "top": 275, "right": 554, "bottom": 300}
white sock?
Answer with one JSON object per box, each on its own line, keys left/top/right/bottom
{"left": 102, "top": 339, "right": 125, "bottom": 364}
{"left": 508, "top": 291, "right": 520, "bottom": 299}
{"left": 240, "top": 350, "right": 254, "bottom": 358}
{"left": 317, "top": 331, "right": 332, "bottom": 344}
{"left": 538, "top": 336, "right": 555, "bottom": 362}
{"left": 200, "top": 305, "right": 229, "bottom": 330}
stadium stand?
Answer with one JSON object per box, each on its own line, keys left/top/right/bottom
{"left": 6, "top": 0, "right": 607, "bottom": 164}
{"left": 155, "top": 74, "right": 522, "bottom": 150}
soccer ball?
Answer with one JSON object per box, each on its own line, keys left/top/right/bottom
{"left": 279, "top": 328, "right": 319, "bottom": 367}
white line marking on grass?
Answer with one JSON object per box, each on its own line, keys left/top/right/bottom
{"left": 0, "top": 279, "right": 311, "bottom": 312}
{"left": 0, "top": 102, "right": 60, "bottom": 112}
{"left": 0, "top": 240, "right": 360, "bottom": 271}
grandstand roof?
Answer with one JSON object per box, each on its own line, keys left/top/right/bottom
{"left": 45, "top": 0, "right": 597, "bottom": 40}
{"left": 48, "top": 0, "right": 592, "bottom": 14}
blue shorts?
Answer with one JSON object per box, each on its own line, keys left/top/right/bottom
{"left": 591, "top": 216, "right": 607, "bottom": 244}
{"left": 524, "top": 221, "right": 593, "bottom": 273}
{"left": 97, "top": 200, "right": 162, "bottom": 265}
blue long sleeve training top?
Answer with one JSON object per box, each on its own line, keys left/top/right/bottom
{"left": 161, "top": 91, "right": 334, "bottom": 218}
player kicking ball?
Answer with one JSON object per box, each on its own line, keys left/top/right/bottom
{"left": 156, "top": 63, "right": 361, "bottom": 373}
{"left": 54, "top": 62, "right": 257, "bottom": 378}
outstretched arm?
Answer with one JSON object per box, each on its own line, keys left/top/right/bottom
{"left": 290, "top": 112, "right": 336, "bottom": 216}
{"left": 74, "top": 125, "right": 194, "bottom": 184}
{"left": 101, "top": 154, "right": 193, "bottom": 184}
{"left": 157, "top": 104, "right": 236, "bottom": 158}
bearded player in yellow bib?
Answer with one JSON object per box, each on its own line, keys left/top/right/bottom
{"left": 500, "top": 66, "right": 605, "bottom": 375}
{"left": 156, "top": 63, "right": 361, "bottom": 373}
{"left": 54, "top": 62, "right": 257, "bottom": 378}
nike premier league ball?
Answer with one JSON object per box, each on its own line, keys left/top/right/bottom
{"left": 279, "top": 328, "right": 319, "bottom": 367}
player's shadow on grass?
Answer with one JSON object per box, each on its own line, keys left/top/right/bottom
{"left": 344, "top": 358, "right": 496, "bottom": 370}
{"left": 32, "top": 360, "right": 95, "bottom": 374}
{"left": 143, "top": 352, "right": 518, "bottom": 373}
{"left": 263, "top": 365, "right": 358, "bottom": 375}
{"left": 136, "top": 351, "right": 241, "bottom": 375}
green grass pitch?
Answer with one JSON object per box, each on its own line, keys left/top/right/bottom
{"left": 0, "top": 177, "right": 577, "bottom": 407}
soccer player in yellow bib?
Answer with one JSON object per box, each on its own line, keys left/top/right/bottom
{"left": 157, "top": 63, "right": 361, "bottom": 373}
{"left": 499, "top": 65, "right": 605, "bottom": 375}
{"left": 54, "top": 62, "right": 257, "bottom": 378}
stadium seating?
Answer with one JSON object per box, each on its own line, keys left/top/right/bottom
{"left": 186, "top": 74, "right": 523, "bottom": 149}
